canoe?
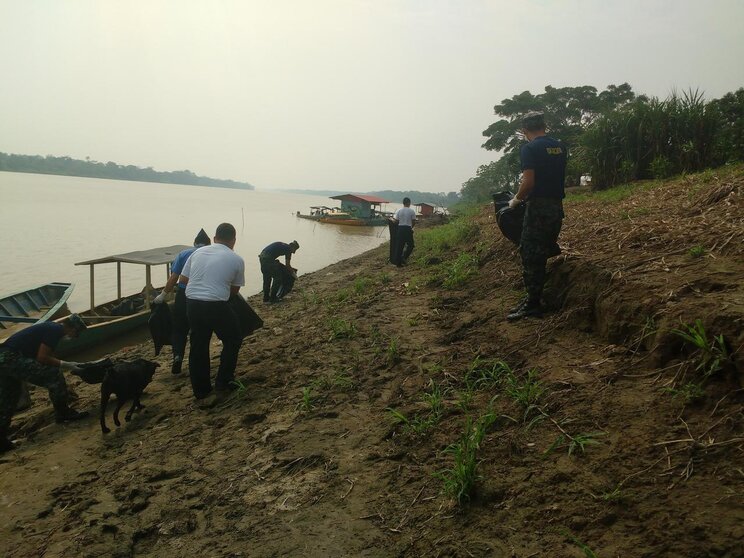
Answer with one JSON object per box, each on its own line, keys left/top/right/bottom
{"left": 55, "top": 245, "right": 189, "bottom": 358}
{"left": 0, "top": 282, "right": 74, "bottom": 337}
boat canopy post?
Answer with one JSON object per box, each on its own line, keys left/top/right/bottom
{"left": 116, "top": 262, "right": 122, "bottom": 301}
{"left": 145, "top": 265, "right": 152, "bottom": 310}
{"left": 89, "top": 264, "right": 95, "bottom": 311}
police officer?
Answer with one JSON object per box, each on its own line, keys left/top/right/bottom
{"left": 507, "top": 111, "right": 567, "bottom": 321}
{"left": 153, "top": 228, "right": 211, "bottom": 375}
{"left": 0, "top": 314, "right": 90, "bottom": 452}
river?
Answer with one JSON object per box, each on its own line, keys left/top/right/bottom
{"left": 0, "top": 171, "right": 396, "bottom": 312}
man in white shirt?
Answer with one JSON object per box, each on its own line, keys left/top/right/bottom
{"left": 391, "top": 197, "right": 417, "bottom": 267}
{"left": 179, "top": 223, "right": 245, "bottom": 400}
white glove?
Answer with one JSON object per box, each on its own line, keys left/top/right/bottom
{"left": 508, "top": 197, "right": 523, "bottom": 209}
{"left": 59, "top": 361, "right": 82, "bottom": 373}
{"left": 153, "top": 291, "right": 167, "bottom": 304}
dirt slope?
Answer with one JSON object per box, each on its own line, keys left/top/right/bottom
{"left": 1, "top": 166, "right": 743, "bottom": 558}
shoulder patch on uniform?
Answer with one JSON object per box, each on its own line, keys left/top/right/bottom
{"left": 546, "top": 147, "right": 563, "bottom": 155}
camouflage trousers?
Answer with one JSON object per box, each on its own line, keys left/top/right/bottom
{"left": 519, "top": 197, "right": 564, "bottom": 303}
{"left": 0, "top": 349, "right": 70, "bottom": 439}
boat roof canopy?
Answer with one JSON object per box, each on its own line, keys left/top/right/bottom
{"left": 330, "top": 194, "right": 390, "bottom": 204}
{"left": 75, "top": 245, "right": 191, "bottom": 266}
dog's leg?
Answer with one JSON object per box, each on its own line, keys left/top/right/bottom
{"left": 125, "top": 398, "right": 138, "bottom": 422}
{"left": 100, "top": 387, "right": 111, "bottom": 434}
{"left": 113, "top": 398, "right": 124, "bottom": 427}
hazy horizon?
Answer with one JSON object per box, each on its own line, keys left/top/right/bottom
{"left": 1, "top": 1, "right": 742, "bottom": 193}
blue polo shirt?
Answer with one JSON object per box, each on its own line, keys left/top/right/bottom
{"left": 520, "top": 135, "right": 567, "bottom": 199}
{"left": 0, "top": 322, "right": 66, "bottom": 358}
{"left": 172, "top": 244, "right": 205, "bottom": 289}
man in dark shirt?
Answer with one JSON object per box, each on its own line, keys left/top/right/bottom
{"left": 507, "top": 111, "right": 567, "bottom": 321}
{"left": 258, "top": 240, "right": 299, "bottom": 303}
{"left": 0, "top": 314, "right": 90, "bottom": 452}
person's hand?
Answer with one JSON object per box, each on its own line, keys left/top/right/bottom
{"left": 59, "top": 361, "right": 82, "bottom": 373}
{"left": 508, "top": 197, "right": 523, "bottom": 209}
{"left": 153, "top": 291, "right": 167, "bottom": 304}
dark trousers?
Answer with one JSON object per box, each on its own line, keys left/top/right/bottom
{"left": 259, "top": 256, "right": 283, "bottom": 300}
{"left": 0, "top": 349, "right": 70, "bottom": 440}
{"left": 396, "top": 226, "right": 414, "bottom": 264}
{"left": 520, "top": 198, "right": 564, "bottom": 303}
{"left": 186, "top": 299, "right": 242, "bottom": 398}
{"left": 171, "top": 287, "right": 189, "bottom": 361}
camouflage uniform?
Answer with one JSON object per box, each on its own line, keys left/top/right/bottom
{"left": 520, "top": 197, "right": 564, "bottom": 303}
{"left": 0, "top": 349, "right": 70, "bottom": 440}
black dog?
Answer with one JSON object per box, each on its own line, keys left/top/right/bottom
{"left": 100, "top": 359, "right": 160, "bottom": 434}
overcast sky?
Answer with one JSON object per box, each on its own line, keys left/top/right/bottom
{"left": 1, "top": 1, "right": 742, "bottom": 192}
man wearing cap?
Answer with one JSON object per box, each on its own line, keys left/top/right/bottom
{"left": 153, "top": 228, "right": 211, "bottom": 375}
{"left": 179, "top": 223, "right": 245, "bottom": 401}
{"left": 0, "top": 314, "right": 90, "bottom": 452}
{"left": 258, "top": 240, "right": 299, "bottom": 303}
{"left": 507, "top": 111, "right": 567, "bottom": 321}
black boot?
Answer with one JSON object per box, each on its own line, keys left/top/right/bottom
{"left": 171, "top": 356, "right": 183, "bottom": 375}
{"left": 55, "top": 409, "right": 90, "bottom": 424}
{"left": 0, "top": 437, "right": 17, "bottom": 453}
{"left": 507, "top": 300, "right": 543, "bottom": 321}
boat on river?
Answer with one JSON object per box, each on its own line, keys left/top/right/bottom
{"left": 297, "top": 194, "right": 391, "bottom": 226}
{"left": 0, "top": 282, "right": 75, "bottom": 338}
{"left": 55, "top": 245, "right": 189, "bottom": 357}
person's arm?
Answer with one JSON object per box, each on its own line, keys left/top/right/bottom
{"left": 163, "top": 272, "right": 179, "bottom": 294}
{"left": 230, "top": 285, "right": 241, "bottom": 296}
{"left": 514, "top": 169, "right": 535, "bottom": 202}
{"left": 178, "top": 275, "right": 189, "bottom": 287}
{"left": 36, "top": 343, "right": 61, "bottom": 367}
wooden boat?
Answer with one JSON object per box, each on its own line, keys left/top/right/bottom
{"left": 55, "top": 245, "right": 189, "bottom": 357}
{"left": 297, "top": 194, "right": 391, "bottom": 226}
{"left": 0, "top": 282, "right": 75, "bottom": 337}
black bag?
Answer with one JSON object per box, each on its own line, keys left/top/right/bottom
{"left": 229, "top": 294, "right": 264, "bottom": 338}
{"left": 276, "top": 264, "right": 297, "bottom": 299}
{"left": 148, "top": 303, "right": 172, "bottom": 356}
{"left": 492, "top": 191, "right": 526, "bottom": 245}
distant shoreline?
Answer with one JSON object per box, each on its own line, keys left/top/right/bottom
{"left": 0, "top": 152, "right": 254, "bottom": 191}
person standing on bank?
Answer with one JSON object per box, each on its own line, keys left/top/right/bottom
{"left": 153, "top": 228, "right": 211, "bottom": 375}
{"left": 179, "top": 223, "right": 245, "bottom": 401}
{"left": 391, "top": 197, "right": 416, "bottom": 266}
{"left": 507, "top": 111, "right": 567, "bottom": 321}
{"left": 0, "top": 314, "right": 90, "bottom": 452}
{"left": 258, "top": 240, "right": 299, "bottom": 303}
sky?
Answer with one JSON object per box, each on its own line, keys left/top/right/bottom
{"left": 1, "top": 0, "right": 742, "bottom": 193}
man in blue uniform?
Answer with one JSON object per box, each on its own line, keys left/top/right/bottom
{"left": 0, "top": 314, "right": 90, "bottom": 452}
{"left": 258, "top": 240, "right": 299, "bottom": 303}
{"left": 507, "top": 111, "right": 567, "bottom": 321}
{"left": 153, "top": 228, "right": 211, "bottom": 375}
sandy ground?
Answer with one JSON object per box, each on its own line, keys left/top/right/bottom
{"left": 1, "top": 166, "right": 743, "bottom": 557}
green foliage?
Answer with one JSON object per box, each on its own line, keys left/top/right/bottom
{"left": 353, "top": 276, "right": 374, "bottom": 295}
{"left": 708, "top": 88, "right": 744, "bottom": 163}
{"left": 379, "top": 272, "right": 392, "bottom": 285}
{"left": 546, "top": 431, "right": 606, "bottom": 456}
{"left": 560, "top": 530, "right": 601, "bottom": 558}
{"left": 689, "top": 245, "right": 705, "bottom": 258}
{"left": 441, "top": 253, "right": 479, "bottom": 289}
{"left": 386, "top": 336, "right": 401, "bottom": 365}
{"left": 664, "top": 382, "right": 705, "bottom": 404}
{"left": 327, "top": 317, "right": 357, "bottom": 340}
{"left": 465, "top": 357, "right": 511, "bottom": 390}
{"left": 583, "top": 90, "right": 721, "bottom": 189}
{"left": 672, "top": 319, "right": 729, "bottom": 376}
{"left": 434, "top": 413, "right": 497, "bottom": 505}
{"left": 299, "top": 387, "right": 315, "bottom": 412}
{"left": 229, "top": 378, "right": 248, "bottom": 399}
{"left": 504, "top": 368, "right": 544, "bottom": 409}
{"left": 416, "top": 211, "right": 480, "bottom": 259}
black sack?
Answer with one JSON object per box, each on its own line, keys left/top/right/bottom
{"left": 148, "top": 302, "right": 172, "bottom": 356}
{"left": 276, "top": 264, "right": 296, "bottom": 299}
{"left": 492, "top": 191, "right": 526, "bottom": 245}
{"left": 73, "top": 358, "right": 114, "bottom": 384}
{"left": 388, "top": 219, "right": 399, "bottom": 264}
{"left": 229, "top": 294, "right": 264, "bottom": 338}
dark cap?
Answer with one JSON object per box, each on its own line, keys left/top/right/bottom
{"left": 67, "top": 313, "right": 87, "bottom": 332}
{"left": 290, "top": 240, "right": 300, "bottom": 251}
{"left": 194, "top": 228, "right": 211, "bottom": 246}
{"left": 521, "top": 111, "right": 545, "bottom": 131}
